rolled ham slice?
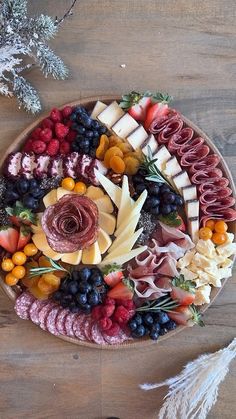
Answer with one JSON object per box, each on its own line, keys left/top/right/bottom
{"left": 189, "top": 154, "right": 220, "bottom": 174}
{"left": 158, "top": 118, "right": 184, "bottom": 144}
{"left": 168, "top": 127, "right": 194, "bottom": 153}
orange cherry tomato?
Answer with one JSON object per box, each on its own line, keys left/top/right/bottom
{"left": 199, "top": 227, "right": 213, "bottom": 240}
{"left": 12, "top": 266, "right": 26, "bottom": 279}
{"left": 23, "top": 243, "right": 38, "bottom": 257}
{"left": 61, "top": 177, "right": 75, "bottom": 191}
{"left": 5, "top": 273, "right": 19, "bottom": 286}
{"left": 214, "top": 220, "right": 228, "bottom": 234}
{"left": 205, "top": 220, "right": 215, "bottom": 231}
{"left": 212, "top": 232, "right": 227, "bottom": 245}
{"left": 12, "top": 251, "right": 27, "bottom": 266}
{"left": 1, "top": 258, "right": 15, "bottom": 272}
{"left": 73, "top": 181, "right": 87, "bottom": 195}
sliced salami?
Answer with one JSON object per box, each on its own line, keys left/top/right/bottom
{"left": 64, "top": 312, "right": 78, "bottom": 337}
{"left": 149, "top": 109, "right": 179, "bottom": 134}
{"left": 198, "top": 177, "right": 229, "bottom": 193}
{"left": 201, "top": 196, "right": 236, "bottom": 215}
{"left": 158, "top": 118, "right": 183, "bottom": 144}
{"left": 200, "top": 187, "right": 232, "bottom": 205}
{"left": 38, "top": 301, "right": 56, "bottom": 331}
{"left": 14, "top": 292, "right": 35, "bottom": 320}
{"left": 180, "top": 144, "right": 210, "bottom": 166}
{"left": 168, "top": 127, "right": 194, "bottom": 153}
{"left": 46, "top": 306, "right": 61, "bottom": 336}
{"left": 191, "top": 168, "right": 223, "bottom": 184}
{"left": 202, "top": 207, "right": 236, "bottom": 224}
{"left": 102, "top": 329, "right": 129, "bottom": 345}
{"left": 83, "top": 316, "right": 93, "bottom": 341}
{"left": 177, "top": 137, "right": 205, "bottom": 156}
{"left": 189, "top": 154, "right": 220, "bottom": 174}
{"left": 72, "top": 314, "right": 87, "bottom": 341}
{"left": 55, "top": 308, "right": 69, "bottom": 335}
{"left": 90, "top": 322, "right": 106, "bottom": 345}
{"left": 29, "top": 299, "right": 48, "bottom": 325}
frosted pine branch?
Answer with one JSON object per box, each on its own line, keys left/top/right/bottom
{"left": 13, "top": 76, "right": 41, "bottom": 114}
{"left": 36, "top": 44, "right": 69, "bottom": 79}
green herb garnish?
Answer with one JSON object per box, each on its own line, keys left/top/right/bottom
{"left": 136, "top": 297, "right": 179, "bottom": 313}
{"left": 29, "top": 258, "right": 69, "bottom": 278}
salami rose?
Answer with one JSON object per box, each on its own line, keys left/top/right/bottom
{"left": 41, "top": 194, "right": 98, "bottom": 253}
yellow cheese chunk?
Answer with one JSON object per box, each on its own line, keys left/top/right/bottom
{"left": 98, "top": 212, "right": 116, "bottom": 235}
{"left": 100, "top": 245, "right": 147, "bottom": 266}
{"left": 32, "top": 232, "right": 51, "bottom": 252}
{"left": 107, "top": 228, "right": 143, "bottom": 258}
{"left": 97, "top": 228, "right": 112, "bottom": 254}
{"left": 94, "top": 195, "right": 114, "bottom": 214}
{"left": 85, "top": 186, "right": 104, "bottom": 200}
{"left": 57, "top": 187, "right": 74, "bottom": 201}
{"left": 82, "top": 241, "right": 102, "bottom": 265}
{"left": 43, "top": 189, "right": 58, "bottom": 208}
{"left": 108, "top": 214, "right": 140, "bottom": 253}
{"left": 61, "top": 251, "right": 82, "bottom": 265}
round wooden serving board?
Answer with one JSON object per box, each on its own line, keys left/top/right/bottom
{"left": 0, "top": 96, "right": 235, "bottom": 350}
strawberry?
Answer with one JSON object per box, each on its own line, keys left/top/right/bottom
{"left": 55, "top": 122, "right": 69, "bottom": 139}
{"left": 50, "top": 108, "right": 62, "bottom": 123}
{"left": 102, "top": 264, "right": 124, "bottom": 287}
{"left": 144, "top": 102, "right": 169, "bottom": 130}
{"left": 168, "top": 305, "right": 204, "bottom": 327}
{"left": 170, "top": 275, "right": 196, "bottom": 306}
{"left": 40, "top": 128, "right": 53, "bottom": 143}
{"left": 6, "top": 202, "right": 37, "bottom": 226}
{"left": 107, "top": 279, "right": 134, "bottom": 300}
{"left": 0, "top": 226, "right": 19, "bottom": 253}
{"left": 17, "top": 226, "right": 31, "bottom": 250}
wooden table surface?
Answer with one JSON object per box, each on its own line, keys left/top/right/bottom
{"left": 1, "top": 1, "right": 236, "bottom": 418}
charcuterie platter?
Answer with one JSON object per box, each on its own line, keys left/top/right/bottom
{"left": 0, "top": 92, "right": 235, "bottom": 349}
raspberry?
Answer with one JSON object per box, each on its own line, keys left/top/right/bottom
{"left": 116, "top": 299, "right": 135, "bottom": 310}
{"left": 55, "top": 122, "right": 69, "bottom": 139}
{"left": 31, "top": 140, "right": 47, "bottom": 154}
{"left": 62, "top": 106, "right": 73, "bottom": 118}
{"left": 112, "top": 306, "right": 130, "bottom": 325}
{"left": 59, "top": 141, "right": 71, "bottom": 154}
{"left": 91, "top": 306, "right": 103, "bottom": 321}
{"left": 102, "top": 304, "right": 115, "bottom": 318}
{"left": 66, "top": 130, "right": 77, "bottom": 142}
{"left": 31, "top": 127, "right": 42, "bottom": 140}
{"left": 105, "top": 322, "right": 120, "bottom": 336}
{"left": 65, "top": 120, "right": 73, "bottom": 128}
{"left": 50, "top": 108, "right": 62, "bottom": 123}
{"left": 23, "top": 138, "right": 34, "bottom": 152}
{"left": 99, "top": 317, "right": 112, "bottom": 331}
{"left": 40, "top": 128, "right": 53, "bottom": 143}
{"left": 104, "top": 297, "right": 116, "bottom": 306}
{"left": 46, "top": 139, "right": 60, "bottom": 156}
{"left": 41, "top": 118, "right": 54, "bottom": 130}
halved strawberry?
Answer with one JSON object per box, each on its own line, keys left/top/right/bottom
{"left": 0, "top": 226, "right": 19, "bottom": 253}
{"left": 107, "top": 279, "right": 134, "bottom": 300}
{"left": 128, "top": 97, "right": 152, "bottom": 121}
{"left": 168, "top": 305, "right": 204, "bottom": 327}
{"left": 6, "top": 202, "right": 37, "bottom": 226}
{"left": 170, "top": 275, "right": 195, "bottom": 306}
{"left": 17, "top": 226, "right": 31, "bottom": 250}
{"left": 102, "top": 264, "right": 124, "bottom": 287}
{"left": 144, "top": 102, "right": 169, "bottom": 130}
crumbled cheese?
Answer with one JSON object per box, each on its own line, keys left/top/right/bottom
{"left": 216, "top": 242, "right": 236, "bottom": 258}
{"left": 196, "top": 239, "right": 216, "bottom": 259}
{"left": 180, "top": 268, "right": 198, "bottom": 281}
{"left": 177, "top": 250, "right": 196, "bottom": 269}
{"left": 192, "top": 253, "right": 217, "bottom": 269}
{"left": 195, "top": 285, "right": 211, "bottom": 306}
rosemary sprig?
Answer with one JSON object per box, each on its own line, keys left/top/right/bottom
{"left": 136, "top": 297, "right": 179, "bottom": 313}
{"left": 29, "top": 258, "right": 69, "bottom": 278}
{"left": 141, "top": 146, "right": 174, "bottom": 190}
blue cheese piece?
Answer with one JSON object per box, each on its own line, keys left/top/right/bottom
{"left": 177, "top": 250, "right": 196, "bottom": 269}
{"left": 91, "top": 101, "right": 107, "bottom": 119}
{"left": 195, "top": 285, "right": 211, "bottom": 305}
{"left": 195, "top": 239, "right": 216, "bottom": 258}
{"left": 172, "top": 170, "right": 191, "bottom": 194}
{"left": 112, "top": 113, "right": 139, "bottom": 138}
{"left": 182, "top": 185, "right": 197, "bottom": 202}
{"left": 97, "top": 101, "right": 124, "bottom": 128}
{"left": 153, "top": 146, "right": 171, "bottom": 171}
{"left": 216, "top": 242, "right": 236, "bottom": 258}
{"left": 126, "top": 125, "right": 148, "bottom": 149}
{"left": 142, "top": 134, "right": 158, "bottom": 156}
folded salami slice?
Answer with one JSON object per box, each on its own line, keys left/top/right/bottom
{"left": 198, "top": 177, "right": 229, "bottom": 193}
{"left": 201, "top": 196, "right": 236, "bottom": 215}
{"left": 168, "top": 127, "right": 194, "bottom": 153}
{"left": 189, "top": 154, "right": 220, "bottom": 174}
{"left": 177, "top": 137, "right": 205, "bottom": 156}
{"left": 191, "top": 168, "right": 223, "bottom": 184}
{"left": 201, "top": 207, "right": 236, "bottom": 224}
{"left": 149, "top": 109, "right": 179, "bottom": 134}
{"left": 200, "top": 187, "right": 232, "bottom": 205}
{"left": 157, "top": 118, "right": 184, "bottom": 144}
{"left": 180, "top": 144, "right": 210, "bottom": 166}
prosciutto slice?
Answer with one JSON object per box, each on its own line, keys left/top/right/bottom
{"left": 158, "top": 118, "right": 184, "bottom": 144}
{"left": 189, "top": 154, "right": 220, "bottom": 174}
{"left": 168, "top": 127, "right": 194, "bottom": 153}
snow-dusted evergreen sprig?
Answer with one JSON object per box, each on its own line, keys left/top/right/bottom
{"left": 0, "top": 0, "right": 78, "bottom": 113}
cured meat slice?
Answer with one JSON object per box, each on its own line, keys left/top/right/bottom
{"left": 64, "top": 312, "right": 77, "bottom": 337}
{"left": 198, "top": 177, "right": 229, "bottom": 193}
{"left": 191, "top": 168, "right": 223, "bottom": 184}
{"left": 63, "top": 152, "right": 79, "bottom": 178}
{"left": 90, "top": 322, "right": 106, "bottom": 344}
{"left": 168, "top": 127, "right": 194, "bottom": 153}
{"left": 158, "top": 118, "right": 184, "bottom": 144}
{"left": 39, "top": 301, "right": 56, "bottom": 330}
{"left": 83, "top": 316, "right": 93, "bottom": 341}
{"left": 102, "top": 329, "right": 129, "bottom": 345}
{"left": 149, "top": 109, "right": 179, "bottom": 134}
{"left": 189, "top": 154, "right": 220, "bottom": 174}
{"left": 72, "top": 314, "right": 86, "bottom": 340}
{"left": 46, "top": 306, "right": 61, "bottom": 335}
{"left": 201, "top": 196, "right": 236, "bottom": 215}
{"left": 201, "top": 207, "right": 236, "bottom": 224}
{"left": 14, "top": 292, "right": 35, "bottom": 320}
{"left": 177, "top": 137, "right": 205, "bottom": 156}
{"left": 55, "top": 308, "right": 69, "bottom": 335}
{"left": 180, "top": 144, "right": 210, "bottom": 166}
{"left": 29, "top": 299, "right": 48, "bottom": 325}
{"left": 200, "top": 187, "right": 232, "bottom": 205}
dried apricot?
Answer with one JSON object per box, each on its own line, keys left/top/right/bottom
{"left": 104, "top": 146, "right": 124, "bottom": 168}
{"left": 22, "top": 261, "right": 40, "bottom": 288}
{"left": 29, "top": 283, "right": 49, "bottom": 300}
{"left": 109, "top": 135, "right": 123, "bottom": 147}
{"left": 96, "top": 134, "right": 109, "bottom": 160}
{"left": 117, "top": 142, "right": 132, "bottom": 154}
{"left": 38, "top": 274, "right": 60, "bottom": 294}
{"left": 110, "top": 155, "right": 126, "bottom": 174}
{"left": 123, "top": 156, "right": 140, "bottom": 175}
{"left": 125, "top": 149, "right": 143, "bottom": 162}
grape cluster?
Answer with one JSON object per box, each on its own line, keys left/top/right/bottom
{"left": 53, "top": 267, "right": 107, "bottom": 314}
{"left": 5, "top": 177, "right": 45, "bottom": 210}
{"left": 70, "top": 107, "right": 107, "bottom": 157}
{"left": 128, "top": 310, "right": 176, "bottom": 340}
{"left": 133, "top": 169, "right": 184, "bottom": 216}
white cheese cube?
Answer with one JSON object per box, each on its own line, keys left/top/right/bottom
{"left": 172, "top": 170, "right": 191, "bottom": 194}
{"left": 182, "top": 185, "right": 198, "bottom": 202}
{"left": 153, "top": 146, "right": 171, "bottom": 171}
{"left": 196, "top": 270, "right": 221, "bottom": 287}
{"left": 127, "top": 125, "right": 148, "bottom": 150}
{"left": 177, "top": 250, "right": 196, "bottom": 269}
{"left": 192, "top": 253, "right": 217, "bottom": 269}
{"left": 163, "top": 156, "right": 182, "bottom": 177}
{"left": 180, "top": 268, "right": 198, "bottom": 281}
{"left": 217, "top": 267, "right": 232, "bottom": 280}
{"left": 142, "top": 134, "right": 158, "bottom": 156}
{"left": 97, "top": 101, "right": 124, "bottom": 128}
{"left": 112, "top": 113, "right": 139, "bottom": 138}
{"left": 90, "top": 101, "right": 107, "bottom": 119}
{"left": 216, "top": 242, "right": 236, "bottom": 258}
{"left": 219, "top": 258, "right": 233, "bottom": 268}
{"left": 195, "top": 285, "right": 211, "bottom": 306}
{"left": 196, "top": 239, "right": 216, "bottom": 258}
{"left": 188, "top": 217, "right": 199, "bottom": 243}
{"left": 225, "top": 233, "right": 235, "bottom": 244}
{"left": 186, "top": 200, "right": 199, "bottom": 219}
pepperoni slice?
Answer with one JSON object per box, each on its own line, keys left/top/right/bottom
{"left": 39, "top": 301, "right": 56, "bottom": 331}
{"left": 64, "top": 312, "right": 78, "bottom": 337}
{"left": 46, "top": 306, "right": 61, "bottom": 335}
{"left": 168, "top": 127, "right": 194, "bottom": 153}
{"left": 158, "top": 118, "right": 184, "bottom": 144}
{"left": 14, "top": 292, "right": 35, "bottom": 320}
{"left": 55, "top": 308, "right": 69, "bottom": 335}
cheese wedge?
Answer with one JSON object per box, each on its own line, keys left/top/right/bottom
{"left": 100, "top": 245, "right": 147, "bottom": 266}
{"left": 85, "top": 186, "right": 104, "bottom": 200}
{"left": 116, "top": 175, "right": 133, "bottom": 228}
{"left": 127, "top": 125, "right": 148, "bottom": 149}
{"left": 153, "top": 146, "right": 171, "bottom": 171}
{"left": 82, "top": 241, "right": 102, "bottom": 265}
{"left": 57, "top": 187, "right": 74, "bottom": 201}
{"left": 115, "top": 190, "right": 147, "bottom": 237}
{"left": 172, "top": 171, "right": 191, "bottom": 194}
{"left": 107, "top": 228, "right": 143, "bottom": 258}
{"left": 43, "top": 249, "right": 62, "bottom": 261}
{"left": 94, "top": 195, "right": 114, "bottom": 213}
{"left": 32, "top": 232, "right": 51, "bottom": 252}
{"left": 142, "top": 134, "right": 158, "bottom": 156}
{"left": 91, "top": 101, "right": 107, "bottom": 119}
{"left": 61, "top": 250, "right": 82, "bottom": 265}
{"left": 112, "top": 113, "right": 139, "bottom": 138}
{"left": 94, "top": 169, "right": 121, "bottom": 207}
{"left": 43, "top": 189, "right": 58, "bottom": 208}
{"left": 98, "top": 212, "right": 116, "bottom": 235}
{"left": 108, "top": 213, "right": 140, "bottom": 252}
{"left": 186, "top": 200, "right": 199, "bottom": 218}
{"left": 97, "top": 228, "right": 112, "bottom": 254}
{"left": 97, "top": 101, "right": 124, "bottom": 128}
{"left": 182, "top": 185, "right": 197, "bottom": 202}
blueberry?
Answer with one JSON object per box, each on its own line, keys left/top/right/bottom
{"left": 143, "top": 313, "right": 154, "bottom": 326}
{"left": 156, "top": 311, "right": 170, "bottom": 325}
{"left": 16, "top": 178, "right": 29, "bottom": 194}
{"left": 69, "top": 301, "right": 77, "bottom": 311}
{"left": 29, "top": 179, "right": 39, "bottom": 191}
{"left": 92, "top": 130, "right": 100, "bottom": 138}
{"left": 61, "top": 300, "right": 69, "bottom": 308}
{"left": 148, "top": 184, "right": 160, "bottom": 196}
{"left": 82, "top": 303, "right": 91, "bottom": 314}
{"left": 88, "top": 290, "right": 100, "bottom": 306}
{"left": 67, "top": 280, "right": 79, "bottom": 295}
{"left": 128, "top": 319, "right": 138, "bottom": 331}
{"left": 135, "top": 184, "right": 146, "bottom": 194}
{"left": 61, "top": 294, "right": 73, "bottom": 305}
{"left": 80, "top": 268, "right": 91, "bottom": 282}
{"left": 78, "top": 280, "right": 92, "bottom": 294}
{"left": 99, "top": 125, "right": 107, "bottom": 134}
{"left": 160, "top": 204, "right": 172, "bottom": 215}
{"left": 83, "top": 146, "right": 90, "bottom": 155}
{"left": 80, "top": 138, "right": 90, "bottom": 148}
{"left": 76, "top": 293, "right": 87, "bottom": 305}
{"left": 79, "top": 114, "right": 92, "bottom": 128}
{"left": 132, "top": 325, "right": 146, "bottom": 338}
{"left": 89, "top": 272, "right": 104, "bottom": 287}
{"left": 70, "top": 113, "right": 77, "bottom": 121}
{"left": 60, "top": 278, "right": 70, "bottom": 292}
{"left": 175, "top": 195, "right": 184, "bottom": 206}
{"left": 163, "top": 192, "right": 176, "bottom": 204}
{"left": 151, "top": 323, "right": 161, "bottom": 333}
{"left": 30, "top": 187, "right": 44, "bottom": 198}
{"left": 159, "top": 327, "right": 168, "bottom": 336}
{"left": 75, "top": 106, "right": 86, "bottom": 115}
{"left": 5, "top": 190, "right": 20, "bottom": 203}
{"left": 145, "top": 196, "right": 160, "bottom": 209}
{"left": 71, "top": 270, "right": 81, "bottom": 281}
{"left": 160, "top": 184, "right": 170, "bottom": 193}
{"left": 150, "top": 205, "right": 160, "bottom": 216}
{"left": 165, "top": 320, "right": 177, "bottom": 331}
{"left": 85, "top": 130, "right": 94, "bottom": 138}
{"left": 53, "top": 290, "right": 63, "bottom": 301}
{"left": 91, "top": 120, "right": 100, "bottom": 130}
{"left": 71, "top": 143, "right": 80, "bottom": 152}
{"left": 76, "top": 125, "right": 86, "bottom": 134}
{"left": 89, "top": 149, "right": 96, "bottom": 158}
{"left": 133, "top": 174, "right": 145, "bottom": 185}
{"left": 23, "top": 195, "right": 38, "bottom": 210}
{"left": 149, "top": 330, "right": 159, "bottom": 340}
{"left": 70, "top": 305, "right": 80, "bottom": 313}
{"left": 71, "top": 122, "right": 79, "bottom": 130}
{"left": 171, "top": 204, "right": 177, "bottom": 212}
{"left": 92, "top": 137, "right": 99, "bottom": 147}
{"left": 133, "top": 314, "right": 143, "bottom": 325}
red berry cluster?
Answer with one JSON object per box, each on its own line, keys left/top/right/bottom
{"left": 23, "top": 106, "right": 77, "bottom": 156}
{"left": 92, "top": 297, "right": 135, "bottom": 336}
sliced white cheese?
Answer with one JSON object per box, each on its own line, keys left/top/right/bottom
{"left": 176, "top": 250, "right": 196, "bottom": 269}
{"left": 186, "top": 200, "right": 199, "bottom": 219}
{"left": 188, "top": 217, "right": 199, "bottom": 243}
{"left": 116, "top": 175, "right": 133, "bottom": 228}
{"left": 172, "top": 170, "right": 191, "bottom": 194}
{"left": 112, "top": 113, "right": 139, "bottom": 138}
{"left": 194, "top": 285, "right": 211, "bottom": 306}
{"left": 61, "top": 250, "right": 82, "bottom": 265}
{"left": 43, "top": 249, "right": 62, "bottom": 261}
{"left": 98, "top": 212, "right": 116, "bottom": 235}
{"left": 180, "top": 267, "right": 198, "bottom": 281}
{"left": 100, "top": 245, "right": 147, "bottom": 266}
{"left": 43, "top": 189, "right": 58, "bottom": 208}
{"left": 97, "top": 228, "right": 112, "bottom": 254}
{"left": 114, "top": 190, "right": 147, "bottom": 237}
{"left": 82, "top": 241, "right": 102, "bottom": 265}
{"left": 196, "top": 239, "right": 216, "bottom": 259}
{"left": 182, "top": 185, "right": 197, "bottom": 202}
{"left": 142, "top": 134, "right": 158, "bottom": 156}
{"left": 57, "top": 187, "right": 74, "bottom": 201}
{"left": 107, "top": 227, "right": 143, "bottom": 258}
{"left": 97, "top": 101, "right": 124, "bottom": 128}
{"left": 85, "top": 185, "right": 104, "bottom": 200}
{"left": 127, "top": 125, "right": 148, "bottom": 150}
{"left": 163, "top": 156, "right": 182, "bottom": 177}
{"left": 109, "top": 213, "right": 140, "bottom": 252}
{"left": 94, "top": 195, "right": 114, "bottom": 214}
{"left": 91, "top": 101, "right": 107, "bottom": 119}
{"left": 94, "top": 169, "right": 122, "bottom": 207}
{"left": 153, "top": 145, "right": 171, "bottom": 171}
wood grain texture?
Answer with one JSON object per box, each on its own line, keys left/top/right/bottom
{"left": 0, "top": 1, "right": 236, "bottom": 418}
